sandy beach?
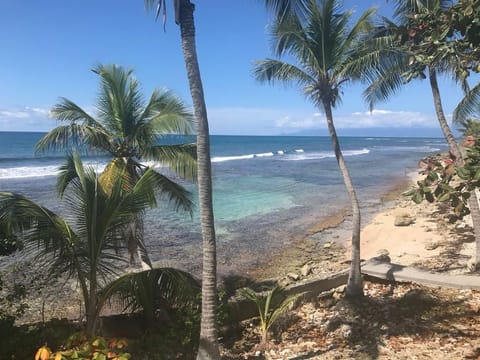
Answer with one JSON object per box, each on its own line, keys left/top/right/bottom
{"left": 249, "top": 171, "right": 475, "bottom": 285}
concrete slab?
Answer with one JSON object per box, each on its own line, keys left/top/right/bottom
{"left": 362, "top": 260, "right": 480, "bottom": 290}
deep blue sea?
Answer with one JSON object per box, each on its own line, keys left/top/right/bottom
{"left": 0, "top": 131, "right": 447, "bottom": 276}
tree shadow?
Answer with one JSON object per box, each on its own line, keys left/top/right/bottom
{"left": 411, "top": 209, "right": 475, "bottom": 273}
{"left": 322, "top": 280, "right": 478, "bottom": 359}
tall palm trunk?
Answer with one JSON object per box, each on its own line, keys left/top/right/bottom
{"left": 322, "top": 100, "right": 363, "bottom": 297}
{"left": 428, "top": 68, "right": 462, "bottom": 159}
{"left": 429, "top": 67, "right": 480, "bottom": 269}
{"left": 177, "top": 1, "right": 220, "bottom": 358}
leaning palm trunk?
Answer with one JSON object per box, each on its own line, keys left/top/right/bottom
{"left": 429, "top": 67, "right": 480, "bottom": 269}
{"left": 177, "top": 1, "right": 220, "bottom": 358}
{"left": 323, "top": 101, "right": 362, "bottom": 297}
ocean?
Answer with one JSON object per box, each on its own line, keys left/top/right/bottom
{"left": 0, "top": 131, "right": 447, "bottom": 276}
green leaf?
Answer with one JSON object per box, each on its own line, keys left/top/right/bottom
{"left": 425, "top": 192, "right": 435, "bottom": 203}
{"left": 438, "top": 193, "right": 450, "bottom": 202}
{"left": 413, "top": 192, "right": 423, "bottom": 204}
{"left": 474, "top": 168, "right": 480, "bottom": 180}
{"left": 439, "top": 183, "right": 455, "bottom": 192}
{"left": 456, "top": 167, "right": 471, "bottom": 180}
{"left": 402, "top": 188, "right": 417, "bottom": 196}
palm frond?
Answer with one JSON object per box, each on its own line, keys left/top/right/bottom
{"left": 131, "top": 168, "right": 194, "bottom": 215}
{"left": 263, "top": 0, "right": 309, "bottom": 22}
{"left": 144, "top": 89, "right": 195, "bottom": 135}
{"left": 144, "top": 143, "right": 197, "bottom": 180}
{"left": 0, "top": 192, "right": 77, "bottom": 270}
{"left": 50, "top": 97, "right": 97, "bottom": 124}
{"left": 57, "top": 152, "right": 81, "bottom": 198}
{"left": 454, "top": 82, "right": 480, "bottom": 123}
{"left": 253, "top": 59, "right": 314, "bottom": 88}
{"left": 35, "top": 124, "right": 111, "bottom": 154}
{"left": 93, "top": 64, "right": 143, "bottom": 138}
{"left": 99, "top": 267, "right": 200, "bottom": 323}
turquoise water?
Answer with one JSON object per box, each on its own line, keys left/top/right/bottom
{"left": 0, "top": 132, "right": 448, "bottom": 275}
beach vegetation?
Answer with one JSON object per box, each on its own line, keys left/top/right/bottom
{"left": 0, "top": 152, "right": 199, "bottom": 336}
{"left": 35, "top": 64, "right": 196, "bottom": 269}
{"left": 35, "top": 334, "right": 131, "bottom": 360}
{"left": 253, "top": 0, "right": 384, "bottom": 297}
{"left": 457, "top": 118, "right": 480, "bottom": 138}
{"left": 240, "top": 286, "right": 300, "bottom": 349}
{"left": 144, "top": 1, "right": 221, "bottom": 357}
{"left": 406, "top": 138, "right": 480, "bottom": 224}
{"left": 0, "top": 224, "right": 20, "bottom": 256}
{"left": 366, "top": 0, "right": 480, "bottom": 268}
{"left": 100, "top": 267, "right": 200, "bottom": 328}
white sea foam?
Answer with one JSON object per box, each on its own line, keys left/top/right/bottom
{"left": 0, "top": 161, "right": 109, "bottom": 179}
{"left": 212, "top": 154, "right": 255, "bottom": 163}
{"left": 295, "top": 149, "right": 304, "bottom": 153}
{"left": 277, "top": 150, "right": 285, "bottom": 155}
{"left": 283, "top": 148, "right": 370, "bottom": 161}
{"left": 255, "top": 152, "right": 274, "bottom": 157}
{"left": 376, "top": 145, "right": 441, "bottom": 152}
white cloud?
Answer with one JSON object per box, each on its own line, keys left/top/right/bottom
{"left": 0, "top": 106, "right": 54, "bottom": 131}
{"left": 0, "top": 104, "right": 442, "bottom": 135}
{"left": 207, "top": 106, "right": 441, "bottom": 135}
{"left": 338, "top": 109, "right": 438, "bottom": 128}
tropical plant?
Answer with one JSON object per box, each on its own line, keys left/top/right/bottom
{"left": 0, "top": 152, "right": 180, "bottom": 335}
{"left": 144, "top": 1, "right": 220, "bottom": 358}
{"left": 457, "top": 119, "right": 480, "bottom": 138}
{"left": 254, "top": 0, "right": 381, "bottom": 297}
{"left": 240, "top": 286, "right": 299, "bottom": 348}
{"left": 35, "top": 64, "right": 196, "bottom": 269}
{"left": 36, "top": 335, "right": 130, "bottom": 360}
{"left": 101, "top": 267, "right": 200, "bottom": 328}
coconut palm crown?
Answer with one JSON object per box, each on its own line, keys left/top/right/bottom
{"left": 36, "top": 64, "right": 196, "bottom": 212}
{"left": 254, "top": 0, "right": 379, "bottom": 297}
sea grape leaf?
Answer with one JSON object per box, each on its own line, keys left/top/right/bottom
{"left": 438, "top": 193, "right": 450, "bottom": 202}
{"left": 403, "top": 188, "right": 417, "bottom": 196}
{"left": 413, "top": 192, "right": 423, "bottom": 204}
{"left": 457, "top": 167, "right": 470, "bottom": 179}
{"left": 425, "top": 192, "right": 435, "bottom": 203}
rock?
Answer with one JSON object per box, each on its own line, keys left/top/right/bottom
{"left": 467, "top": 260, "right": 478, "bottom": 272}
{"left": 371, "top": 249, "right": 391, "bottom": 263}
{"left": 377, "top": 249, "right": 389, "bottom": 256}
{"left": 425, "top": 241, "right": 439, "bottom": 251}
{"left": 324, "top": 242, "right": 332, "bottom": 248}
{"left": 301, "top": 264, "right": 312, "bottom": 277}
{"left": 394, "top": 213, "right": 416, "bottom": 226}
{"left": 337, "top": 324, "right": 352, "bottom": 339}
{"left": 287, "top": 272, "right": 300, "bottom": 281}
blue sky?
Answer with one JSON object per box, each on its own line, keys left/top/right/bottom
{"left": 0, "top": 0, "right": 475, "bottom": 136}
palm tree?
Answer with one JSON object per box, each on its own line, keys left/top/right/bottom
{"left": 36, "top": 64, "right": 196, "bottom": 269}
{"left": 0, "top": 153, "right": 164, "bottom": 335}
{"left": 254, "top": 0, "right": 378, "bottom": 298}
{"left": 143, "top": 1, "right": 219, "bottom": 357}
{"left": 457, "top": 118, "right": 480, "bottom": 138}
{"left": 366, "top": 0, "right": 480, "bottom": 269}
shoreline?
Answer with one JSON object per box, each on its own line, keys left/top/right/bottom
{"left": 244, "top": 173, "right": 415, "bottom": 283}
{"left": 247, "top": 168, "right": 475, "bottom": 284}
